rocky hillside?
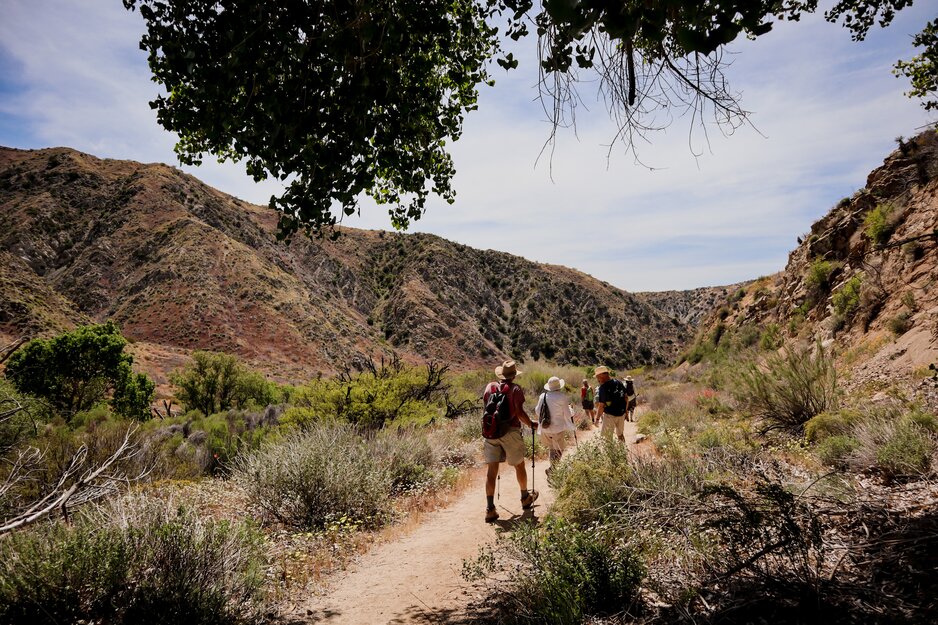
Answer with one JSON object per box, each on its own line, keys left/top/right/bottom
{"left": 636, "top": 282, "right": 750, "bottom": 326}
{"left": 0, "top": 146, "right": 690, "bottom": 382}
{"left": 692, "top": 129, "right": 938, "bottom": 397}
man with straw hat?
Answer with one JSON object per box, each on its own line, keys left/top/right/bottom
{"left": 594, "top": 365, "right": 628, "bottom": 442}
{"left": 482, "top": 360, "right": 539, "bottom": 522}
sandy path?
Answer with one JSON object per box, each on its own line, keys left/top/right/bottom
{"left": 296, "top": 419, "right": 640, "bottom": 624}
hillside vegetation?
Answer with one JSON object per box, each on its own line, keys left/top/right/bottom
{"left": 0, "top": 146, "right": 688, "bottom": 384}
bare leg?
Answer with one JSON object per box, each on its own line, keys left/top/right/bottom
{"left": 485, "top": 462, "right": 499, "bottom": 497}
{"left": 513, "top": 461, "right": 528, "bottom": 492}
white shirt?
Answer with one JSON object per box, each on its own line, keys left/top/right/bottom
{"left": 535, "top": 390, "right": 575, "bottom": 434}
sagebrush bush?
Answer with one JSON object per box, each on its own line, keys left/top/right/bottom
{"left": 498, "top": 517, "right": 645, "bottom": 624}
{"left": 373, "top": 426, "right": 435, "bottom": 494}
{"left": 233, "top": 424, "right": 391, "bottom": 529}
{"left": 850, "top": 416, "right": 936, "bottom": 478}
{"left": 733, "top": 342, "right": 839, "bottom": 432}
{"left": 875, "top": 421, "right": 934, "bottom": 478}
{"left": 0, "top": 496, "right": 265, "bottom": 625}
{"left": 551, "top": 440, "right": 705, "bottom": 524}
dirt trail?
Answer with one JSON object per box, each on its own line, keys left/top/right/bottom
{"left": 295, "top": 419, "right": 641, "bottom": 624}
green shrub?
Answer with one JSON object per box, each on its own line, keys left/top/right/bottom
{"left": 284, "top": 359, "right": 449, "bottom": 429}
{"left": 373, "top": 427, "right": 435, "bottom": 494}
{"left": 815, "top": 435, "right": 860, "bottom": 468}
{"left": 495, "top": 517, "right": 645, "bottom": 624}
{"left": 875, "top": 421, "right": 934, "bottom": 478}
{"left": 832, "top": 275, "right": 862, "bottom": 319}
{"left": 759, "top": 324, "right": 783, "bottom": 351}
{"left": 0, "top": 497, "right": 265, "bottom": 625}
{"left": 733, "top": 342, "right": 839, "bottom": 432}
{"left": 907, "top": 407, "right": 938, "bottom": 432}
{"left": 804, "top": 409, "right": 861, "bottom": 442}
{"left": 233, "top": 424, "right": 391, "bottom": 529}
{"left": 548, "top": 438, "right": 633, "bottom": 523}
{"left": 863, "top": 202, "right": 897, "bottom": 247}
{"left": 805, "top": 260, "right": 840, "bottom": 296}
{"left": 887, "top": 310, "right": 913, "bottom": 335}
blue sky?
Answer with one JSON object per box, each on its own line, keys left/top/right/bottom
{"left": 1, "top": 2, "right": 934, "bottom": 291}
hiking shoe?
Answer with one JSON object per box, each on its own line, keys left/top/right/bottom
{"left": 485, "top": 507, "right": 499, "bottom": 523}
{"left": 521, "top": 490, "right": 539, "bottom": 510}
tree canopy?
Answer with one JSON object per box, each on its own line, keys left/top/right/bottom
{"left": 124, "top": 0, "right": 936, "bottom": 235}
{"left": 4, "top": 322, "right": 155, "bottom": 421}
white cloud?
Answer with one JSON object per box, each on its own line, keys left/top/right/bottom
{"left": 1, "top": 1, "right": 935, "bottom": 292}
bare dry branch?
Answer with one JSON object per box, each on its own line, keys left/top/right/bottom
{"left": 0, "top": 426, "right": 149, "bottom": 537}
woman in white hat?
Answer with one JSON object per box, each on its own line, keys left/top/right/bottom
{"left": 534, "top": 376, "right": 576, "bottom": 472}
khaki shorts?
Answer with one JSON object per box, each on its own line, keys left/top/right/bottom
{"left": 602, "top": 414, "right": 626, "bottom": 438}
{"left": 540, "top": 430, "right": 568, "bottom": 452}
{"left": 483, "top": 428, "right": 526, "bottom": 466}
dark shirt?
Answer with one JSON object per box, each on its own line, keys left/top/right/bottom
{"left": 483, "top": 380, "right": 525, "bottom": 428}
{"left": 597, "top": 378, "right": 627, "bottom": 416}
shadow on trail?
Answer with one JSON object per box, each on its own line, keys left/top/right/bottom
{"left": 388, "top": 602, "right": 502, "bottom": 624}
{"left": 278, "top": 608, "right": 342, "bottom": 623}
{"left": 489, "top": 507, "right": 540, "bottom": 533}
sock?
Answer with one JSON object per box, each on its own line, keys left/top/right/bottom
{"left": 486, "top": 495, "right": 494, "bottom": 509}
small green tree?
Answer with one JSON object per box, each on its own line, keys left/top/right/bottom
{"left": 4, "top": 322, "right": 154, "bottom": 422}
{"left": 112, "top": 365, "right": 157, "bottom": 420}
{"left": 170, "top": 351, "right": 277, "bottom": 416}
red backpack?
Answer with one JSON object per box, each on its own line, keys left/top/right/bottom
{"left": 482, "top": 382, "right": 513, "bottom": 439}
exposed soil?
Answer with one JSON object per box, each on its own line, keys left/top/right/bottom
{"left": 283, "top": 420, "right": 641, "bottom": 624}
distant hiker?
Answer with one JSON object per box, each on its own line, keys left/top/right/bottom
{"left": 536, "top": 376, "right": 576, "bottom": 473}
{"left": 482, "top": 360, "right": 539, "bottom": 522}
{"left": 580, "top": 379, "right": 596, "bottom": 425}
{"left": 594, "top": 366, "right": 628, "bottom": 442}
{"left": 624, "top": 375, "right": 638, "bottom": 422}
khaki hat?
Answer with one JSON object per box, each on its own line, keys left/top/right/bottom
{"left": 593, "top": 366, "right": 610, "bottom": 377}
{"left": 625, "top": 375, "right": 634, "bottom": 382}
{"left": 544, "top": 376, "right": 565, "bottom": 392}
{"left": 495, "top": 360, "right": 521, "bottom": 379}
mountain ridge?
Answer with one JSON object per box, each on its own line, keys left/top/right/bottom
{"left": 0, "top": 145, "right": 693, "bottom": 383}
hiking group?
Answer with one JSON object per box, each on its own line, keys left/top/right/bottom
{"left": 481, "top": 360, "right": 637, "bottom": 522}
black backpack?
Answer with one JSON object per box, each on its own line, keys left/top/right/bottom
{"left": 482, "top": 382, "right": 513, "bottom": 439}
{"left": 603, "top": 379, "right": 628, "bottom": 416}
{"left": 536, "top": 392, "right": 552, "bottom": 428}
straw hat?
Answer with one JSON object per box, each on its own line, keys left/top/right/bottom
{"left": 625, "top": 375, "right": 634, "bottom": 382}
{"left": 593, "top": 366, "right": 610, "bottom": 377}
{"left": 544, "top": 376, "right": 565, "bottom": 392}
{"left": 495, "top": 360, "right": 521, "bottom": 380}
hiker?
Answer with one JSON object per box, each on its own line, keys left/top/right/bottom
{"left": 482, "top": 360, "right": 539, "bottom": 522}
{"left": 535, "top": 376, "right": 576, "bottom": 473}
{"left": 624, "top": 375, "right": 638, "bottom": 422}
{"left": 580, "top": 379, "right": 596, "bottom": 425}
{"left": 594, "top": 365, "right": 628, "bottom": 442}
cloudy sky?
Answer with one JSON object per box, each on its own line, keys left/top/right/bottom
{"left": 1, "top": 2, "right": 935, "bottom": 291}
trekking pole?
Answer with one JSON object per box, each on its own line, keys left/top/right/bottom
{"left": 531, "top": 424, "right": 536, "bottom": 493}
{"left": 571, "top": 413, "right": 578, "bottom": 449}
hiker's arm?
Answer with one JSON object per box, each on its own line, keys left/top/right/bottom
{"left": 513, "top": 387, "right": 536, "bottom": 429}
{"left": 595, "top": 401, "right": 605, "bottom": 420}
